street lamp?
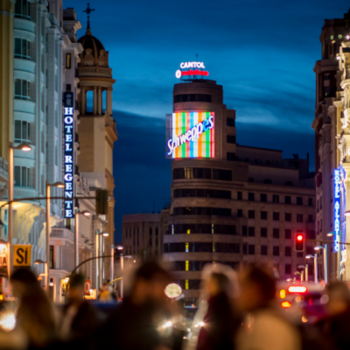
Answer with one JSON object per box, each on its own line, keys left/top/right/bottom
{"left": 314, "top": 244, "right": 328, "bottom": 284}
{"left": 75, "top": 210, "right": 91, "bottom": 270}
{"left": 46, "top": 181, "right": 64, "bottom": 293}
{"left": 306, "top": 254, "right": 318, "bottom": 283}
{"left": 34, "top": 259, "right": 45, "bottom": 265}
{"left": 95, "top": 230, "right": 109, "bottom": 289}
{"left": 298, "top": 265, "right": 308, "bottom": 282}
{"left": 8, "top": 143, "right": 32, "bottom": 285}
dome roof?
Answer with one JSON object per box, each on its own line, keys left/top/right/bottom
{"left": 78, "top": 31, "right": 105, "bottom": 58}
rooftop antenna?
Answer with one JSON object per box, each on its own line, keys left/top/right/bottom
{"left": 83, "top": 3, "right": 95, "bottom": 33}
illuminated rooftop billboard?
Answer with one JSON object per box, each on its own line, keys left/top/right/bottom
{"left": 166, "top": 111, "right": 215, "bottom": 159}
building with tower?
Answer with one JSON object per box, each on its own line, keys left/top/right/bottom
{"left": 312, "top": 9, "right": 350, "bottom": 281}
{"left": 163, "top": 69, "right": 315, "bottom": 305}
{"left": 76, "top": 7, "right": 118, "bottom": 283}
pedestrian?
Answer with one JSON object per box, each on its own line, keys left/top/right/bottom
{"left": 316, "top": 282, "right": 350, "bottom": 350}
{"left": 10, "top": 268, "right": 56, "bottom": 349}
{"left": 194, "top": 264, "right": 241, "bottom": 350}
{"left": 58, "top": 273, "right": 100, "bottom": 342}
{"left": 97, "top": 261, "right": 173, "bottom": 350}
{"left": 235, "top": 267, "right": 301, "bottom": 350}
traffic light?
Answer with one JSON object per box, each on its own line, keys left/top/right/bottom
{"left": 294, "top": 232, "right": 305, "bottom": 252}
{"left": 95, "top": 189, "right": 108, "bottom": 215}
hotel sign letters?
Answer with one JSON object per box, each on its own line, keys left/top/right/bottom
{"left": 63, "top": 92, "right": 74, "bottom": 218}
{"left": 334, "top": 168, "right": 341, "bottom": 252}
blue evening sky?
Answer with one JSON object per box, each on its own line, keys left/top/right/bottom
{"left": 70, "top": 0, "right": 350, "bottom": 241}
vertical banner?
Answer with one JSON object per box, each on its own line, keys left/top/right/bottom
{"left": 63, "top": 93, "right": 74, "bottom": 218}
{"left": 334, "top": 168, "right": 341, "bottom": 252}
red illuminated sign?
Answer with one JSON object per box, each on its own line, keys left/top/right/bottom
{"left": 175, "top": 61, "right": 209, "bottom": 79}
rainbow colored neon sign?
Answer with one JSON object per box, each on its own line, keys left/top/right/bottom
{"left": 167, "top": 111, "right": 215, "bottom": 159}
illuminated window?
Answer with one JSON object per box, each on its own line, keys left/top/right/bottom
{"left": 185, "top": 243, "right": 189, "bottom": 253}
{"left": 185, "top": 261, "right": 189, "bottom": 271}
{"left": 212, "top": 243, "right": 215, "bottom": 252}
{"left": 187, "top": 229, "right": 190, "bottom": 234}
{"left": 185, "top": 279, "right": 189, "bottom": 290}
{"left": 66, "top": 53, "right": 71, "bottom": 69}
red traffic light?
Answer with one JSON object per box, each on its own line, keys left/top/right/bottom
{"left": 295, "top": 232, "right": 305, "bottom": 252}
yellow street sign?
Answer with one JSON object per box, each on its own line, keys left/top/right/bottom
{"left": 13, "top": 245, "right": 31, "bottom": 267}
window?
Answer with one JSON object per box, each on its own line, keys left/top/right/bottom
{"left": 237, "top": 192, "right": 242, "bottom": 200}
{"left": 297, "top": 214, "right": 303, "bottom": 223}
{"left": 249, "top": 178, "right": 254, "bottom": 182}
{"left": 15, "top": 0, "right": 31, "bottom": 19}
{"left": 174, "top": 189, "right": 231, "bottom": 199}
{"left": 297, "top": 252, "right": 303, "bottom": 258}
{"left": 297, "top": 197, "right": 303, "bottom": 205}
{"left": 260, "top": 194, "right": 267, "bottom": 202}
{"left": 261, "top": 228, "right": 267, "bottom": 238}
{"left": 14, "top": 38, "right": 31, "bottom": 59}
{"left": 242, "top": 226, "right": 247, "bottom": 236}
{"left": 261, "top": 211, "right": 267, "bottom": 220}
{"left": 273, "top": 195, "right": 279, "bottom": 203}
{"left": 173, "top": 207, "right": 231, "bottom": 216}
{"left": 273, "top": 246, "right": 279, "bottom": 256}
{"left": 285, "top": 196, "right": 291, "bottom": 204}
{"left": 285, "top": 247, "right": 291, "bottom": 257}
{"left": 285, "top": 181, "right": 293, "bottom": 186}
{"left": 227, "top": 118, "right": 235, "bottom": 127}
{"left": 273, "top": 212, "right": 280, "bottom": 221}
{"left": 248, "top": 245, "right": 255, "bottom": 255}
{"left": 227, "top": 152, "right": 236, "bottom": 161}
{"left": 285, "top": 264, "right": 291, "bottom": 274}
{"left": 248, "top": 193, "right": 255, "bottom": 201}
{"left": 285, "top": 213, "right": 291, "bottom": 222}
{"left": 237, "top": 209, "right": 243, "bottom": 217}
{"left": 285, "top": 229, "right": 291, "bottom": 239}
{"left": 248, "top": 227, "right": 255, "bottom": 237}
{"left": 49, "top": 246, "right": 54, "bottom": 269}
{"left": 308, "top": 198, "right": 313, "bottom": 206}
{"left": 307, "top": 230, "right": 316, "bottom": 239}
{"left": 227, "top": 135, "right": 236, "bottom": 144}
{"left": 15, "top": 120, "right": 31, "bottom": 143}
{"left": 243, "top": 243, "right": 247, "bottom": 255}
{"left": 174, "top": 94, "right": 211, "bottom": 103}
{"left": 14, "top": 166, "right": 31, "bottom": 187}
{"left": 264, "top": 179, "right": 272, "bottom": 184}
{"left": 248, "top": 210, "right": 255, "bottom": 219}
{"left": 15, "top": 79, "right": 31, "bottom": 100}
{"left": 307, "top": 215, "right": 313, "bottom": 222}
{"left": 273, "top": 229, "right": 279, "bottom": 238}
{"left": 66, "top": 53, "right": 71, "bottom": 69}
{"left": 261, "top": 245, "right": 267, "bottom": 255}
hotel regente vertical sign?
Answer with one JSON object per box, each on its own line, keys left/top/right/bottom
{"left": 63, "top": 92, "right": 74, "bottom": 218}
{"left": 334, "top": 168, "right": 341, "bottom": 252}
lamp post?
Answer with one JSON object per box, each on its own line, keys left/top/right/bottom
{"left": 306, "top": 254, "right": 318, "bottom": 283}
{"left": 298, "top": 265, "right": 308, "bottom": 282}
{"left": 8, "top": 143, "right": 31, "bottom": 285}
{"left": 314, "top": 244, "right": 328, "bottom": 284}
{"left": 95, "top": 231, "right": 109, "bottom": 290}
{"left": 74, "top": 210, "right": 91, "bottom": 270}
{"left": 46, "top": 181, "right": 64, "bottom": 293}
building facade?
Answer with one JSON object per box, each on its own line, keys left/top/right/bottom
{"left": 76, "top": 18, "right": 118, "bottom": 284}
{"left": 312, "top": 9, "right": 350, "bottom": 281}
{"left": 164, "top": 78, "right": 315, "bottom": 305}
{"left": 122, "top": 213, "right": 164, "bottom": 260}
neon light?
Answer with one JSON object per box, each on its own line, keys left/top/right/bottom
{"left": 288, "top": 286, "right": 307, "bottom": 293}
{"left": 180, "top": 62, "right": 205, "bottom": 69}
{"left": 63, "top": 92, "right": 74, "bottom": 218}
{"left": 181, "top": 69, "right": 209, "bottom": 77}
{"left": 167, "top": 112, "right": 215, "bottom": 159}
{"left": 334, "top": 169, "right": 341, "bottom": 252}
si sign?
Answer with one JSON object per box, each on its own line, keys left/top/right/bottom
{"left": 13, "top": 244, "right": 31, "bottom": 266}
{"left": 63, "top": 92, "right": 74, "bottom": 218}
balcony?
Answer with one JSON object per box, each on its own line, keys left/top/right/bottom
{"left": 51, "top": 228, "right": 74, "bottom": 242}
{"left": 0, "top": 158, "right": 8, "bottom": 183}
